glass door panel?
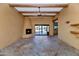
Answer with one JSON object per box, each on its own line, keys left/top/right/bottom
{"left": 42, "top": 26, "right": 47, "bottom": 35}
{"left": 35, "top": 24, "right": 49, "bottom": 36}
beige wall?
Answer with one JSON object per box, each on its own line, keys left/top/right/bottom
{"left": 0, "top": 4, "right": 24, "bottom": 48}
{"left": 23, "top": 16, "right": 54, "bottom": 38}
{"left": 58, "top": 4, "right": 79, "bottom": 49}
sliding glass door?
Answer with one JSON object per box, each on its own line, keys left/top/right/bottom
{"left": 35, "top": 24, "right": 49, "bottom": 36}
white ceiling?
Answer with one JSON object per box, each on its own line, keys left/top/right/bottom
{"left": 15, "top": 7, "right": 39, "bottom": 12}
{"left": 14, "top": 7, "right": 63, "bottom": 16}
{"left": 11, "top": 3, "right": 68, "bottom": 16}
{"left": 40, "top": 8, "right": 63, "bottom": 12}
{"left": 15, "top": 7, "right": 63, "bottom": 12}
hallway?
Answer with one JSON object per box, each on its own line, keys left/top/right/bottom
{"left": 0, "top": 36, "right": 79, "bottom": 56}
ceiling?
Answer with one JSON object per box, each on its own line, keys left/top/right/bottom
{"left": 9, "top": 4, "right": 68, "bottom": 17}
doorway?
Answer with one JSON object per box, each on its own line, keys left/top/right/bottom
{"left": 53, "top": 19, "right": 58, "bottom": 35}
{"left": 35, "top": 24, "right": 49, "bottom": 36}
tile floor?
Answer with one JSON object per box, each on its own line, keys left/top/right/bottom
{"left": 0, "top": 36, "right": 79, "bottom": 56}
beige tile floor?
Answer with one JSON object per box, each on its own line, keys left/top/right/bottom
{"left": 0, "top": 36, "right": 79, "bottom": 56}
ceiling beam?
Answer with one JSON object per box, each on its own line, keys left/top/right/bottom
{"left": 23, "top": 15, "right": 56, "bottom": 17}
{"left": 18, "top": 11, "right": 59, "bottom": 14}
{"left": 22, "top": 12, "right": 56, "bottom": 16}
{"left": 9, "top": 4, "right": 68, "bottom": 8}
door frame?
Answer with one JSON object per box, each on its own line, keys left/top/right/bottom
{"left": 53, "top": 18, "right": 58, "bottom": 35}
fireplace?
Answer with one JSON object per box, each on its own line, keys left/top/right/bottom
{"left": 26, "top": 29, "right": 32, "bottom": 34}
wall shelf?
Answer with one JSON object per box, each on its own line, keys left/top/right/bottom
{"left": 71, "top": 23, "right": 79, "bottom": 26}
{"left": 70, "top": 31, "right": 79, "bottom": 34}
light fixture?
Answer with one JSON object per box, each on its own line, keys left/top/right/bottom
{"left": 38, "top": 7, "right": 41, "bottom": 16}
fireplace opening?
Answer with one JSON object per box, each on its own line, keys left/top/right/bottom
{"left": 26, "top": 29, "right": 32, "bottom": 34}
